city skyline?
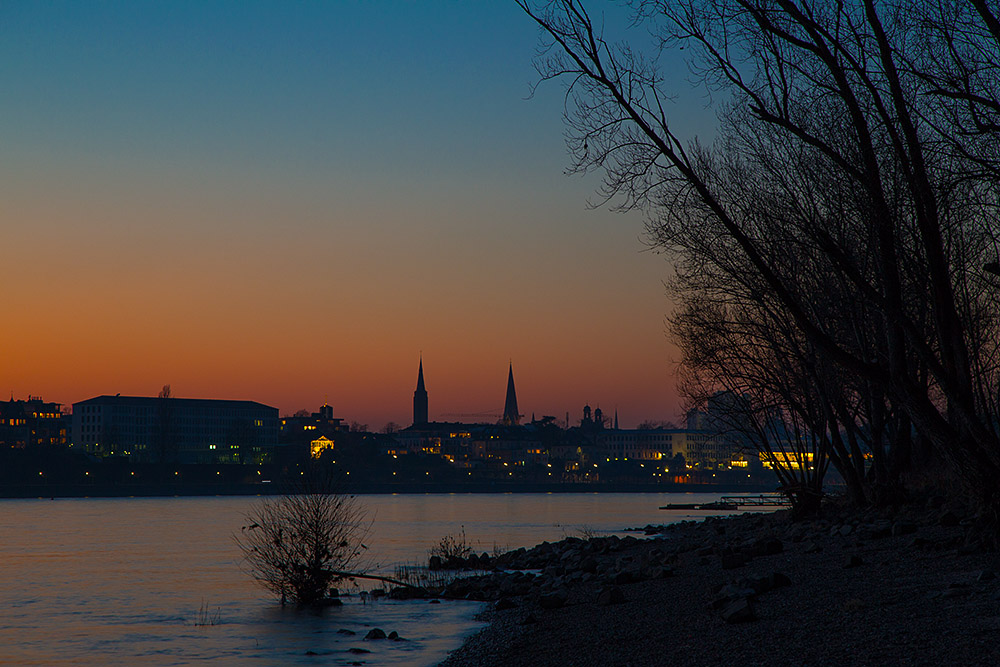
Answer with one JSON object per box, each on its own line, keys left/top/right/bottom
{"left": 1, "top": 2, "right": 710, "bottom": 428}
{"left": 11, "top": 355, "right": 672, "bottom": 430}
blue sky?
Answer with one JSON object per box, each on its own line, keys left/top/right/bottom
{"left": 1, "top": 1, "right": 712, "bottom": 427}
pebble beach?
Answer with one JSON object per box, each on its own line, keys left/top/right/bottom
{"left": 439, "top": 499, "right": 1000, "bottom": 666}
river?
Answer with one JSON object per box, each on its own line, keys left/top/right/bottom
{"left": 0, "top": 492, "right": 754, "bottom": 665}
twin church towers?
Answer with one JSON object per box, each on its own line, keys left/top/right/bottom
{"left": 412, "top": 358, "right": 520, "bottom": 426}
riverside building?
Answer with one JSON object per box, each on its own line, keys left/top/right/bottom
{"left": 0, "top": 396, "right": 67, "bottom": 449}
{"left": 71, "top": 395, "right": 279, "bottom": 464}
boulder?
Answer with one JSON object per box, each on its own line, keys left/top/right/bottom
{"left": 364, "top": 629, "right": 387, "bottom": 640}
{"left": 721, "top": 597, "right": 756, "bottom": 623}
{"left": 539, "top": 591, "right": 568, "bottom": 610}
{"left": 939, "top": 511, "right": 960, "bottom": 527}
{"left": 720, "top": 552, "right": 747, "bottom": 570}
{"left": 560, "top": 548, "right": 581, "bottom": 562}
{"left": 495, "top": 597, "right": 518, "bottom": 611}
{"left": 843, "top": 554, "right": 863, "bottom": 568}
{"left": 597, "top": 586, "right": 626, "bottom": 606}
{"left": 768, "top": 571, "right": 792, "bottom": 589}
{"left": 757, "top": 537, "right": 783, "bottom": 556}
{"left": 613, "top": 570, "right": 634, "bottom": 585}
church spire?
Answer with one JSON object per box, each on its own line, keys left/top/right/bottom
{"left": 413, "top": 357, "right": 428, "bottom": 426}
{"left": 502, "top": 362, "right": 520, "bottom": 426}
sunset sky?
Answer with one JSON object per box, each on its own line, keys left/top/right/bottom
{"left": 2, "top": 2, "right": 712, "bottom": 429}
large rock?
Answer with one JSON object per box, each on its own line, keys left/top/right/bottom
{"left": 580, "top": 556, "right": 599, "bottom": 574}
{"left": 868, "top": 521, "right": 893, "bottom": 539}
{"left": 843, "top": 554, "right": 864, "bottom": 568}
{"left": 613, "top": 570, "right": 635, "bottom": 585}
{"left": 939, "top": 511, "right": 960, "bottom": 527}
{"left": 720, "top": 552, "right": 747, "bottom": 570}
{"left": 722, "top": 597, "right": 756, "bottom": 623}
{"left": 768, "top": 571, "right": 792, "bottom": 589}
{"left": 539, "top": 590, "right": 568, "bottom": 610}
{"left": 560, "top": 548, "right": 581, "bottom": 563}
{"left": 757, "top": 537, "right": 784, "bottom": 556}
{"left": 364, "top": 628, "right": 387, "bottom": 640}
{"left": 597, "top": 586, "right": 626, "bottom": 606}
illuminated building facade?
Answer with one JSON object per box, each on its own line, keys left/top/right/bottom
{"left": 71, "top": 395, "right": 279, "bottom": 464}
{"left": 280, "top": 403, "right": 347, "bottom": 459}
{"left": 0, "top": 396, "right": 67, "bottom": 449}
{"left": 601, "top": 428, "right": 678, "bottom": 461}
{"left": 398, "top": 360, "right": 545, "bottom": 470}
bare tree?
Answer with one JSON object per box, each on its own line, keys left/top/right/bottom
{"left": 518, "top": 0, "right": 1000, "bottom": 524}
{"left": 155, "top": 384, "right": 177, "bottom": 464}
{"left": 235, "top": 471, "right": 372, "bottom": 606}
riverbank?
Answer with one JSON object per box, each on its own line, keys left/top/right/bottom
{"left": 0, "top": 480, "right": 776, "bottom": 498}
{"left": 440, "top": 497, "right": 1000, "bottom": 666}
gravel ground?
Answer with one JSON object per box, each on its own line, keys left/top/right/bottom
{"left": 439, "top": 502, "right": 1000, "bottom": 667}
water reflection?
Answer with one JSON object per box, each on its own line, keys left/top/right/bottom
{"left": 0, "top": 492, "right": 745, "bottom": 665}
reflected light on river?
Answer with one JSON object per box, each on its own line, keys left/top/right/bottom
{"left": 0, "top": 493, "right": 754, "bottom": 665}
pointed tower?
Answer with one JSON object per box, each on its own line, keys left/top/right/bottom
{"left": 413, "top": 357, "right": 428, "bottom": 426}
{"left": 502, "top": 363, "right": 520, "bottom": 425}
{"left": 614, "top": 409, "right": 619, "bottom": 430}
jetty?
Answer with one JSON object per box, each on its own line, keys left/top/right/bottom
{"left": 659, "top": 494, "right": 790, "bottom": 511}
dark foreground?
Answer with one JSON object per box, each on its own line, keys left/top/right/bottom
{"left": 440, "top": 499, "right": 1000, "bottom": 666}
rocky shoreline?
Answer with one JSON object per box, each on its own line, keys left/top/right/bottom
{"left": 435, "top": 498, "right": 1000, "bottom": 666}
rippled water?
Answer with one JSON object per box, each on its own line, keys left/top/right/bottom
{"left": 0, "top": 492, "right": 742, "bottom": 665}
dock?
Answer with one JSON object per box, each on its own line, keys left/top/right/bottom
{"left": 721, "top": 495, "right": 790, "bottom": 507}
{"left": 659, "top": 494, "right": 790, "bottom": 511}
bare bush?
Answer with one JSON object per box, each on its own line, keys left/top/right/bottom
{"left": 192, "top": 600, "right": 221, "bottom": 627}
{"left": 235, "top": 473, "right": 372, "bottom": 607}
{"left": 430, "top": 526, "right": 474, "bottom": 562}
